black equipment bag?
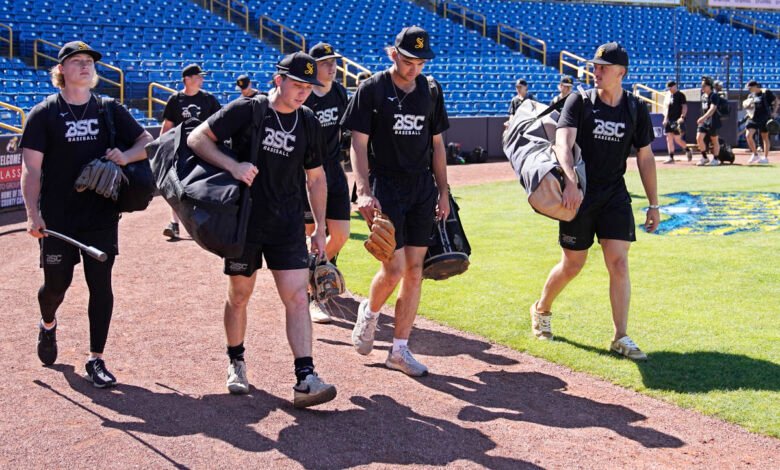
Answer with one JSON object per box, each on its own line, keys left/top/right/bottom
{"left": 98, "top": 96, "right": 157, "bottom": 213}
{"left": 147, "top": 95, "right": 269, "bottom": 258}
{"left": 423, "top": 189, "right": 471, "bottom": 281}
{"left": 466, "top": 146, "right": 487, "bottom": 164}
{"left": 716, "top": 137, "right": 735, "bottom": 164}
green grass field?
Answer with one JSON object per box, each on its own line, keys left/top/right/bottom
{"left": 338, "top": 164, "right": 780, "bottom": 438}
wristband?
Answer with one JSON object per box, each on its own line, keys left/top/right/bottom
{"left": 648, "top": 205, "right": 660, "bottom": 209}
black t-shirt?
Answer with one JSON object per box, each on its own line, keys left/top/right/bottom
{"left": 207, "top": 97, "right": 322, "bottom": 242}
{"left": 557, "top": 91, "right": 654, "bottom": 190}
{"left": 163, "top": 90, "right": 221, "bottom": 125}
{"left": 700, "top": 92, "right": 722, "bottom": 129}
{"left": 749, "top": 91, "right": 772, "bottom": 122}
{"left": 666, "top": 91, "right": 687, "bottom": 121}
{"left": 304, "top": 82, "right": 347, "bottom": 166}
{"left": 341, "top": 70, "right": 449, "bottom": 176}
{"left": 20, "top": 94, "right": 145, "bottom": 231}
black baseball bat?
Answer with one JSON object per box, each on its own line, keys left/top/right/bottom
{"left": 41, "top": 229, "right": 108, "bottom": 262}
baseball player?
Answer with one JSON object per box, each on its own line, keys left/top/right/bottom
{"left": 160, "top": 64, "right": 222, "bottom": 239}
{"left": 662, "top": 80, "right": 691, "bottom": 164}
{"left": 341, "top": 26, "right": 450, "bottom": 377}
{"left": 187, "top": 52, "right": 337, "bottom": 408}
{"left": 236, "top": 74, "right": 262, "bottom": 98}
{"left": 20, "top": 41, "right": 153, "bottom": 387}
{"left": 530, "top": 42, "right": 658, "bottom": 361}
{"left": 303, "top": 42, "right": 351, "bottom": 323}
{"left": 696, "top": 76, "right": 723, "bottom": 166}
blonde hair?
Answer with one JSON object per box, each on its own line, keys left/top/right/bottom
{"left": 49, "top": 63, "right": 99, "bottom": 90}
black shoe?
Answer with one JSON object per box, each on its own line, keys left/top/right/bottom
{"left": 37, "top": 323, "right": 57, "bottom": 366}
{"left": 85, "top": 358, "right": 117, "bottom": 388}
{"left": 163, "top": 222, "right": 180, "bottom": 239}
{"left": 686, "top": 148, "right": 693, "bottom": 162}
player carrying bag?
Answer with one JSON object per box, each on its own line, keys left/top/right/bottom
{"left": 147, "top": 95, "right": 269, "bottom": 258}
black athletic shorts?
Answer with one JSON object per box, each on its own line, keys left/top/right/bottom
{"left": 371, "top": 170, "right": 438, "bottom": 249}
{"left": 559, "top": 185, "right": 636, "bottom": 251}
{"left": 664, "top": 121, "right": 684, "bottom": 135}
{"left": 224, "top": 238, "right": 309, "bottom": 276}
{"left": 697, "top": 125, "right": 718, "bottom": 138}
{"left": 746, "top": 119, "right": 768, "bottom": 133}
{"left": 303, "top": 161, "right": 351, "bottom": 222}
{"left": 39, "top": 226, "right": 118, "bottom": 269}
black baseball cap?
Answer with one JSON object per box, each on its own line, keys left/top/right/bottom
{"left": 276, "top": 52, "right": 324, "bottom": 86}
{"left": 701, "top": 76, "right": 713, "bottom": 87}
{"left": 746, "top": 79, "right": 760, "bottom": 89}
{"left": 182, "top": 64, "right": 207, "bottom": 78}
{"left": 515, "top": 79, "right": 528, "bottom": 87}
{"left": 559, "top": 76, "right": 573, "bottom": 87}
{"left": 590, "top": 42, "right": 629, "bottom": 67}
{"left": 309, "top": 42, "right": 342, "bottom": 61}
{"left": 58, "top": 41, "right": 102, "bottom": 64}
{"left": 666, "top": 80, "right": 677, "bottom": 88}
{"left": 236, "top": 74, "right": 250, "bottom": 90}
{"left": 394, "top": 26, "right": 435, "bottom": 60}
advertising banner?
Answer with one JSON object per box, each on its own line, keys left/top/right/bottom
{"left": 709, "top": 0, "right": 780, "bottom": 10}
{"left": 0, "top": 134, "right": 24, "bottom": 212}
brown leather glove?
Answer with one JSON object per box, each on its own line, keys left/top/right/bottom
{"left": 364, "top": 211, "right": 396, "bottom": 263}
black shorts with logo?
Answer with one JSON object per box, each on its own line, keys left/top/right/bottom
{"left": 303, "top": 160, "right": 351, "bottom": 222}
{"left": 697, "top": 124, "right": 718, "bottom": 137}
{"left": 371, "top": 170, "right": 437, "bottom": 249}
{"left": 559, "top": 184, "right": 636, "bottom": 251}
{"left": 39, "top": 226, "right": 118, "bottom": 269}
{"left": 223, "top": 238, "right": 309, "bottom": 276}
{"left": 746, "top": 119, "right": 768, "bottom": 133}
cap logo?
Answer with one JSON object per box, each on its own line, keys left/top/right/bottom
{"left": 324, "top": 45, "right": 332, "bottom": 53}
{"left": 415, "top": 38, "right": 425, "bottom": 49}
{"left": 305, "top": 62, "right": 314, "bottom": 75}
{"left": 595, "top": 46, "right": 605, "bottom": 58}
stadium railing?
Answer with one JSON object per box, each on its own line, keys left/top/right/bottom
{"left": 496, "top": 23, "right": 547, "bottom": 66}
{"left": 0, "top": 101, "right": 24, "bottom": 134}
{"left": 0, "top": 23, "right": 12, "bottom": 59}
{"left": 148, "top": 82, "right": 177, "bottom": 119}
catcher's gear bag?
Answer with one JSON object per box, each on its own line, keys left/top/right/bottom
{"left": 74, "top": 158, "right": 127, "bottom": 201}
{"left": 309, "top": 255, "right": 346, "bottom": 301}
{"left": 146, "top": 95, "right": 269, "bottom": 258}
{"left": 423, "top": 189, "right": 471, "bottom": 281}
{"left": 364, "top": 210, "right": 396, "bottom": 263}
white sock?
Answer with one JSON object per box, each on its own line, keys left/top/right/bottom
{"left": 363, "top": 302, "right": 378, "bottom": 318}
{"left": 40, "top": 319, "right": 56, "bottom": 331}
{"left": 392, "top": 338, "right": 408, "bottom": 353}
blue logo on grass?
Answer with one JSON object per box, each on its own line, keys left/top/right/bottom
{"left": 648, "top": 192, "right": 780, "bottom": 235}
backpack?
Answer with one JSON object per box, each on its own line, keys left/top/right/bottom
{"left": 146, "top": 94, "right": 269, "bottom": 258}
{"left": 45, "top": 94, "right": 155, "bottom": 213}
{"left": 716, "top": 94, "right": 730, "bottom": 117}
{"left": 715, "top": 137, "right": 735, "bottom": 164}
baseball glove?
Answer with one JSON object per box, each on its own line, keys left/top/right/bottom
{"left": 74, "top": 158, "right": 128, "bottom": 201}
{"left": 309, "top": 255, "right": 345, "bottom": 302}
{"left": 364, "top": 211, "right": 396, "bottom": 263}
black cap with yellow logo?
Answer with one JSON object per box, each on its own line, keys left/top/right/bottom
{"left": 276, "top": 52, "right": 324, "bottom": 86}
{"left": 590, "top": 42, "right": 629, "bottom": 67}
{"left": 394, "top": 26, "right": 435, "bottom": 60}
{"left": 58, "top": 41, "right": 102, "bottom": 64}
{"left": 309, "top": 42, "right": 342, "bottom": 61}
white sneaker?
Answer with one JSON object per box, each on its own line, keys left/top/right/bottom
{"left": 708, "top": 158, "right": 720, "bottom": 166}
{"left": 696, "top": 157, "right": 709, "bottom": 166}
{"left": 385, "top": 345, "right": 429, "bottom": 377}
{"left": 530, "top": 302, "right": 553, "bottom": 340}
{"left": 293, "top": 373, "right": 337, "bottom": 408}
{"left": 747, "top": 154, "right": 760, "bottom": 164}
{"left": 757, "top": 157, "right": 770, "bottom": 165}
{"left": 309, "top": 299, "right": 332, "bottom": 324}
{"left": 227, "top": 359, "right": 249, "bottom": 395}
{"left": 352, "top": 300, "right": 379, "bottom": 355}
{"left": 610, "top": 336, "right": 648, "bottom": 361}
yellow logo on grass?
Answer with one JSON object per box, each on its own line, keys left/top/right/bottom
{"left": 415, "top": 38, "right": 424, "bottom": 49}
{"left": 305, "top": 63, "right": 314, "bottom": 75}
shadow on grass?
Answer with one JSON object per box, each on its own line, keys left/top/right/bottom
{"left": 556, "top": 336, "right": 780, "bottom": 393}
